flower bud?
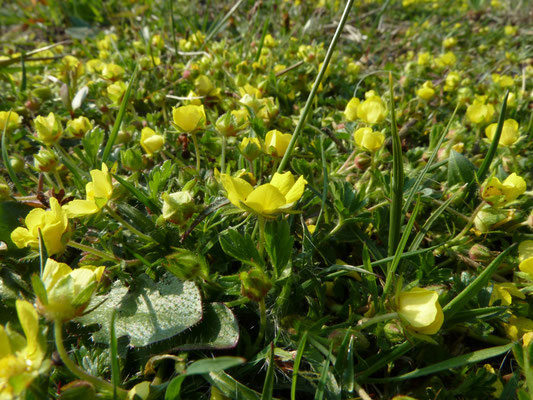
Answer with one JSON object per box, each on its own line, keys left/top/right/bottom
{"left": 102, "top": 63, "right": 125, "bottom": 81}
{"left": 66, "top": 116, "right": 93, "bottom": 138}
{"left": 239, "top": 137, "right": 262, "bottom": 161}
{"left": 396, "top": 287, "right": 444, "bottom": 335}
{"left": 121, "top": 148, "right": 144, "bottom": 171}
{"left": 34, "top": 148, "right": 58, "bottom": 172}
{"left": 107, "top": 81, "right": 127, "bottom": 105}
{"left": 0, "top": 110, "right": 21, "bottom": 132}
{"left": 172, "top": 105, "right": 206, "bottom": 133}
{"left": 357, "top": 92, "right": 387, "bottom": 124}
{"left": 161, "top": 191, "right": 198, "bottom": 225}
{"left": 468, "top": 244, "right": 492, "bottom": 263}
{"left": 34, "top": 112, "right": 63, "bottom": 146}
{"left": 140, "top": 127, "right": 165, "bottom": 156}
{"left": 264, "top": 129, "right": 291, "bottom": 157}
{"left": 34, "top": 258, "right": 104, "bottom": 322}
{"left": 32, "top": 87, "right": 53, "bottom": 101}
{"left": 9, "top": 156, "right": 24, "bottom": 172}
{"left": 353, "top": 127, "right": 385, "bottom": 152}
{"left": 240, "top": 268, "right": 272, "bottom": 302}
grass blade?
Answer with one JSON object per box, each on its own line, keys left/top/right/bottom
{"left": 1, "top": 111, "right": 27, "bottom": 195}
{"left": 356, "top": 341, "right": 413, "bottom": 378}
{"left": 314, "top": 343, "right": 333, "bottom": 400}
{"left": 291, "top": 331, "right": 308, "bottom": 400}
{"left": 277, "top": 0, "right": 355, "bottom": 173}
{"left": 205, "top": 0, "right": 246, "bottom": 42}
{"left": 261, "top": 343, "right": 275, "bottom": 400}
{"left": 388, "top": 73, "right": 404, "bottom": 257}
{"left": 475, "top": 91, "right": 509, "bottom": 184}
{"left": 113, "top": 174, "right": 161, "bottom": 213}
{"left": 403, "top": 104, "right": 459, "bottom": 213}
{"left": 383, "top": 198, "right": 421, "bottom": 296}
{"left": 102, "top": 66, "right": 138, "bottom": 163}
{"left": 366, "top": 344, "right": 513, "bottom": 382}
{"left": 443, "top": 243, "right": 517, "bottom": 318}
{"left": 110, "top": 310, "right": 120, "bottom": 398}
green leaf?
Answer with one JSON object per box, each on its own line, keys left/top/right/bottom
{"left": 366, "top": 344, "right": 513, "bottom": 382}
{"left": 264, "top": 219, "right": 294, "bottom": 278}
{"left": 110, "top": 310, "right": 120, "bottom": 397}
{"left": 82, "top": 127, "right": 105, "bottom": 169}
{"left": 219, "top": 228, "right": 263, "bottom": 268}
{"left": 77, "top": 274, "right": 202, "bottom": 347}
{"left": 31, "top": 274, "right": 47, "bottom": 305}
{"left": 187, "top": 357, "right": 245, "bottom": 375}
{"left": 314, "top": 343, "right": 333, "bottom": 400}
{"left": 447, "top": 150, "right": 476, "bottom": 186}
{"left": 443, "top": 244, "right": 517, "bottom": 319}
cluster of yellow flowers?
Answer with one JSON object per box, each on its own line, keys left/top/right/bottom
{"left": 344, "top": 90, "right": 387, "bottom": 152}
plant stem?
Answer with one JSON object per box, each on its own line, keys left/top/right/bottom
{"left": 258, "top": 216, "right": 266, "bottom": 258}
{"left": 448, "top": 201, "right": 486, "bottom": 246}
{"left": 191, "top": 132, "right": 201, "bottom": 172}
{"left": 355, "top": 312, "right": 398, "bottom": 331}
{"left": 221, "top": 135, "right": 227, "bottom": 172}
{"left": 277, "top": 0, "right": 355, "bottom": 173}
{"left": 67, "top": 240, "right": 118, "bottom": 262}
{"left": 254, "top": 298, "right": 267, "bottom": 347}
{"left": 54, "top": 320, "right": 127, "bottom": 398}
{"left": 105, "top": 205, "right": 153, "bottom": 243}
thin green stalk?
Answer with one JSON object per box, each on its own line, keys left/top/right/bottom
{"left": 277, "top": 0, "right": 355, "bottom": 173}
{"left": 2, "top": 111, "right": 27, "bottom": 195}
{"left": 105, "top": 205, "right": 153, "bottom": 243}
{"left": 255, "top": 298, "right": 267, "bottom": 347}
{"left": 355, "top": 312, "right": 398, "bottom": 331}
{"left": 258, "top": 216, "right": 266, "bottom": 257}
{"left": 191, "top": 132, "right": 201, "bottom": 172}
{"left": 54, "top": 321, "right": 127, "bottom": 398}
{"left": 388, "top": 74, "right": 404, "bottom": 257}
{"left": 221, "top": 136, "right": 227, "bottom": 172}
{"left": 67, "top": 240, "right": 118, "bottom": 262}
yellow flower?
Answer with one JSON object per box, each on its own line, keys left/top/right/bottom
{"left": 86, "top": 59, "right": 105, "bottom": 73}
{"left": 503, "top": 315, "right": 533, "bottom": 342}
{"left": 172, "top": 105, "right": 206, "bottom": 133}
{"left": 357, "top": 92, "right": 387, "bottom": 124}
{"left": 492, "top": 73, "right": 514, "bottom": 88}
{"left": 416, "top": 81, "right": 436, "bottom": 101}
{"left": 485, "top": 119, "right": 519, "bottom": 146}
{"left": 519, "top": 257, "right": 533, "bottom": 279}
{"left": 0, "top": 110, "right": 21, "bottom": 132}
{"left": 64, "top": 164, "right": 113, "bottom": 218}
{"left": 66, "top": 116, "right": 93, "bottom": 138}
{"left": 466, "top": 101, "right": 494, "bottom": 124}
{"left": 11, "top": 197, "right": 69, "bottom": 256}
{"left": 519, "top": 240, "right": 533, "bottom": 262}
{"left": 481, "top": 173, "right": 526, "bottom": 206}
{"left": 140, "top": 127, "right": 165, "bottom": 156}
{"left": 489, "top": 283, "right": 525, "bottom": 306}
{"left": 35, "top": 259, "right": 104, "bottom": 321}
{"left": 353, "top": 127, "right": 385, "bottom": 152}
{"left": 239, "top": 137, "right": 262, "bottom": 161}
{"left": 60, "top": 55, "right": 84, "bottom": 79}
{"left": 344, "top": 98, "right": 360, "bottom": 122}
{"left": 216, "top": 110, "right": 248, "bottom": 137}
{"left": 194, "top": 75, "right": 216, "bottom": 97}
{"left": 220, "top": 171, "right": 307, "bottom": 217}
{"left": 397, "top": 287, "right": 444, "bottom": 335}
{"left": 443, "top": 37, "right": 457, "bottom": 48}
{"left": 239, "top": 84, "right": 262, "bottom": 99}
{"left": 444, "top": 71, "right": 460, "bottom": 91}
{"left": 0, "top": 300, "right": 47, "bottom": 398}
{"left": 264, "top": 129, "right": 292, "bottom": 157}
{"left": 161, "top": 191, "right": 197, "bottom": 225}
{"left": 102, "top": 63, "right": 125, "bottom": 80}
{"left": 417, "top": 52, "right": 431, "bottom": 66}
{"left": 34, "top": 112, "right": 63, "bottom": 146}
{"left": 434, "top": 51, "right": 456, "bottom": 68}
{"left": 504, "top": 25, "right": 518, "bottom": 36}
{"left": 107, "top": 81, "right": 127, "bottom": 105}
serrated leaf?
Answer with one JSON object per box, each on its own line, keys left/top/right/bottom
{"left": 219, "top": 228, "right": 263, "bottom": 268}
{"left": 447, "top": 150, "right": 476, "bottom": 186}
{"left": 77, "top": 274, "right": 202, "bottom": 347}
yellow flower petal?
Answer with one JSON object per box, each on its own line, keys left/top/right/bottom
{"left": 0, "top": 325, "right": 11, "bottom": 358}
{"left": 64, "top": 199, "right": 100, "bottom": 218}
{"left": 398, "top": 287, "right": 444, "bottom": 334}
{"left": 172, "top": 105, "right": 206, "bottom": 132}
{"left": 284, "top": 175, "right": 307, "bottom": 205}
{"left": 244, "top": 184, "right": 286, "bottom": 214}
{"left": 15, "top": 300, "right": 41, "bottom": 362}
{"left": 270, "top": 172, "right": 295, "bottom": 196}
{"left": 220, "top": 174, "right": 254, "bottom": 208}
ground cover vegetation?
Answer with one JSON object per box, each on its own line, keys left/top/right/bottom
{"left": 1, "top": 0, "right": 533, "bottom": 398}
